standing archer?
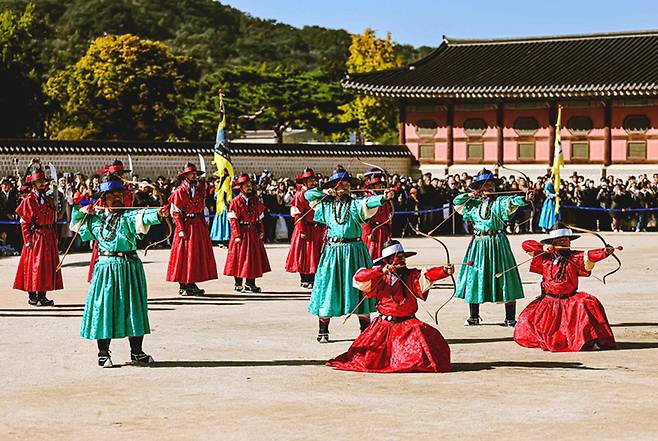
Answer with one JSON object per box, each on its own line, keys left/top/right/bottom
{"left": 166, "top": 162, "right": 218, "bottom": 296}
{"left": 306, "top": 166, "right": 395, "bottom": 343}
{"left": 285, "top": 168, "right": 325, "bottom": 289}
{"left": 224, "top": 174, "right": 271, "bottom": 292}
{"left": 454, "top": 169, "right": 533, "bottom": 326}
{"left": 361, "top": 168, "right": 393, "bottom": 260}
{"left": 13, "top": 165, "right": 63, "bottom": 306}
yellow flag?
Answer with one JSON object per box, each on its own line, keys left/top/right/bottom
{"left": 212, "top": 92, "right": 234, "bottom": 215}
{"left": 551, "top": 106, "right": 564, "bottom": 215}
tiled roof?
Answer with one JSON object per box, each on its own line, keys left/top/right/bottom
{"left": 0, "top": 139, "right": 412, "bottom": 158}
{"left": 342, "top": 30, "right": 658, "bottom": 99}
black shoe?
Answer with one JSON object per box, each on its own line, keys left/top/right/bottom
{"left": 28, "top": 293, "right": 38, "bottom": 306}
{"left": 503, "top": 319, "right": 517, "bottom": 327}
{"left": 179, "top": 288, "right": 194, "bottom": 296}
{"left": 316, "top": 333, "right": 329, "bottom": 343}
{"left": 98, "top": 351, "right": 113, "bottom": 368}
{"left": 190, "top": 284, "right": 205, "bottom": 296}
{"left": 464, "top": 316, "right": 482, "bottom": 326}
{"left": 234, "top": 285, "right": 244, "bottom": 292}
{"left": 36, "top": 294, "right": 54, "bottom": 307}
{"left": 131, "top": 352, "right": 155, "bottom": 365}
{"left": 300, "top": 282, "right": 309, "bottom": 289}
{"left": 244, "top": 285, "right": 261, "bottom": 293}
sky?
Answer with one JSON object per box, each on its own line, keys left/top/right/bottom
{"left": 222, "top": 0, "right": 658, "bottom": 47}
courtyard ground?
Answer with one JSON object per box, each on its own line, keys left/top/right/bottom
{"left": 1, "top": 234, "right": 657, "bottom": 440}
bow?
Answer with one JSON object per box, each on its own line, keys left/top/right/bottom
{"left": 356, "top": 157, "right": 395, "bottom": 234}
{"left": 496, "top": 162, "right": 535, "bottom": 228}
{"left": 408, "top": 222, "right": 455, "bottom": 324}
{"left": 143, "top": 185, "right": 173, "bottom": 255}
{"left": 566, "top": 224, "right": 621, "bottom": 284}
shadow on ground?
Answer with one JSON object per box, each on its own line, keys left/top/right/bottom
{"left": 447, "top": 337, "right": 514, "bottom": 344}
{"left": 147, "top": 359, "right": 328, "bottom": 368}
{"left": 451, "top": 361, "right": 601, "bottom": 372}
{"left": 615, "top": 341, "right": 658, "bottom": 350}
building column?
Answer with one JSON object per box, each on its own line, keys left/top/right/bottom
{"left": 603, "top": 99, "right": 612, "bottom": 168}
{"left": 446, "top": 102, "right": 454, "bottom": 168}
{"left": 398, "top": 101, "right": 407, "bottom": 145}
{"left": 548, "top": 101, "right": 557, "bottom": 164}
{"left": 496, "top": 102, "right": 504, "bottom": 165}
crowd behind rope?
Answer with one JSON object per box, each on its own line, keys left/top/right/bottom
{"left": 1, "top": 167, "right": 658, "bottom": 256}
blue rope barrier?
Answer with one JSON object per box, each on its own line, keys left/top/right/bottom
{"left": 4, "top": 204, "right": 653, "bottom": 226}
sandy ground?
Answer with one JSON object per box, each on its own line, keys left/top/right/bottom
{"left": 1, "top": 233, "right": 658, "bottom": 441}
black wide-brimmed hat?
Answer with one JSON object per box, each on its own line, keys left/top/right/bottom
{"left": 295, "top": 168, "right": 319, "bottom": 184}
{"left": 25, "top": 167, "right": 51, "bottom": 185}
{"left": 91, "top": 174, "right": 127, "bottom": 198}
{"left": 540, "top": 223, "right": 581, "bottom": 244}
{"left": 373, "top": 240, "right": 417, "bottom": 265}
{"left": 233, "top": 173, "right": 252, "bottom": 190}
{"left": 469, "top": 169, "right": 503, "bottom": 190}
{"left": 177, "top": 162, "right": 204, "bottom": 178}
{"left": 321, "top": 167, "right": 361, "bottom": 189}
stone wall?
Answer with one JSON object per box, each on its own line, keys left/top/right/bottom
{"left": 1, "top": 153, "right": 416, "bottom": 180}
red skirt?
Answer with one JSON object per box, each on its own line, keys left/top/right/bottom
{"left": 514, "top": 292, "right": 616, "bottom": 352}
{"left": 166, "top": 218, "right": 218, "bottom": 283}
{"left": 87, "top": 241, "right": 99, "bottom": 283}
{"left": 285, "top": 223, "right": 325, "bottom": 274}
{"left": 327, "top": 317, "right": 451, "bottom": 373}
{"left": 362, "top": 224, "right": 392, "bottom": 260}
{"left": 13, "top": 228, "right": 63, "bottom": 292}
{"left": 223, "top": 225, "right": 271, "bottom": 278}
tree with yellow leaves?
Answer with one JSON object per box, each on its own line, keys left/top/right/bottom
{"left": 45, "top": 34, "right": 196, "bottom": 140}
{"left": 340, "top": 29, "right": 404, "bottom": 143}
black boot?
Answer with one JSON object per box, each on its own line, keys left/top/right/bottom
{"left": 28, "top": 292, "right": 38, "bottom": 306}
{"left": 234, "top": 277, "right": 244, "bottom": 292}
{"left": 317, "top": 318, "right": 330, "bottom": 343}
{"left": 129, "top": 336, "right": 154, "bottom": 365}
{"left": 504, "top": 302, "right": 517, "bottom": 327}
{"left": 244, "top": 278, "right": 261, "bottom": 293}
{"left": 179, "top": 283, "right": 194, "bottom": 296}
{"left": 36, "top": 291, "right": 54, "bottom": 307}
{"left": 465, "top": 303, "right": 482, "bottom": 326}
{"left": 97, "top": 339, "right": 113, "bottom": 368}
{"left": 189, "top": 283, "right": 205, "bottom": 296}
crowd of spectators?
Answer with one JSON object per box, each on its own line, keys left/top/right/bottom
{"left": 2, "top": 167, "right": 658, "bottom": 256}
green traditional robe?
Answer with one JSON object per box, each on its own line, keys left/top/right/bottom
{"left": 454, "top": 193, "right": 526, "bottom": 304}
{"left": 71, "top": 206, "right": 161, "bottom": 339}
{"left": 305, "top": 188, "right": 385, "bottom": 317}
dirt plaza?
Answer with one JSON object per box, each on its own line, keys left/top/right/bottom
{"left": 1, "top": 234, "right": 657, "bottom": 441}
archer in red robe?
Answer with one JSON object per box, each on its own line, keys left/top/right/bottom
{"left": 285, "top": 169, "right": 326, "bottom": 288}
{"left": 361, "top": 174, "right": 393, "bottom": 260}
{"left": 514, "top": 225, "right": 617, "bottom": 352}
{"left": 328, "top": 240, "right": 452, "bottom": 373}
{"left": 166, "top": 163, "right": 217, "bottom": 296}
{"left": 13, "top": 168, "right": 63, "bottom": 306}
{"left": 223, "top": 174, "right": 271, "bottom": 292}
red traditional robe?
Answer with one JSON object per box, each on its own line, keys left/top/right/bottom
{"left": 166, "top": 180, "right": 217, "bottom": 283}
{"left": 513, "top": 240, "right": 616, "bottom": 352}
{"left": 361, "top": 197, "right": 393, "bottom": 260}
{"left": 223, "top": 193, "right": 271, "bottom": 278}
{"left": 13, "top": 190, "right": 64, "bottom": 292}
{"left": 285, "top": 189, "right": 326, "bottom": 275}
{"left": 327, "top": 265, "right": 451, "bottom": 373}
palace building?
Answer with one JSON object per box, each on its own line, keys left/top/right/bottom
{"left": 342, "top": 30, "right": 658, "bottom": 178}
